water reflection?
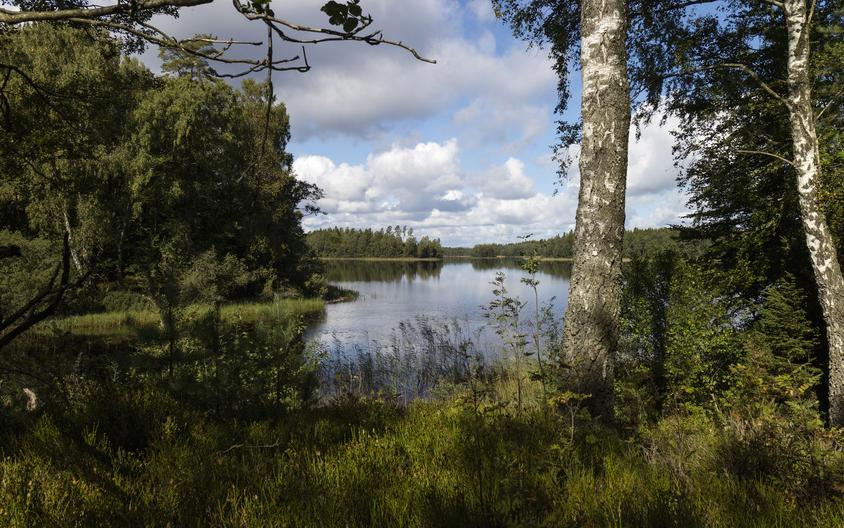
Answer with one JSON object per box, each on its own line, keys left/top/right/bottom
{"left": 326, "top": 260, "right": 443, "bottom": 283}
{"left": 310, "top": 259, "right": 572, "bottom": 357}
{"left": 466, "top": 258, "right": 572, "bottom": 277}
{"left": 325, "top": 258, "right": 572, "bottom": 283}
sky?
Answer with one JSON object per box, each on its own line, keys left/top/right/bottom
{"left": 141, "top": 0, "right": 691, "bottom": 247}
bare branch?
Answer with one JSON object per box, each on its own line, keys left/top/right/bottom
{"left": 231, "top": 0, "right": 436, "bottom": 64}
{"left": 181, "top": 36, "right": 263, "bottom": 46}
{"left": 0, "top": 0, "right": 211, "bottom": 24}
{"left": 652, "top": 0, "right": 719, "bottom": 13}
{"left": 721, "top": 63, "right": 791, "bottom": 108}
{"left": 0, "top": 233, "right": 91, "bottom": 350}
{"left": 736, "top": 149, "right": 797, "bottom": 168}
{"left": 69, "top": 18, "right": 307, "bottom": 76}
{"left": 656, "top": 61, "right": 790, "bottom": 109}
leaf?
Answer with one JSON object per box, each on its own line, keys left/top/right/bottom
{"left": 343, "top": 18, "right": 359, "bottom": 33}
{"left": 348, "top": 3, "right": 362, "bottom": 16}
{"left": 321, "top": 1, "right": 343, "bottom": 14}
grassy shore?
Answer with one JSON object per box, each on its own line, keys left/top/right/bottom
{"left": 46, "top": 298, "right": 326, "bottom": 339}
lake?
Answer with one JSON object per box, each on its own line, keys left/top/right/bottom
{"left": 308, "top": 258, "right": 572, "bottom": 356}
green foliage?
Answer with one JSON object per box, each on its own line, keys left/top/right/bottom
{"left": 3, "top": 11, "right": 844, "bottom": 528}
{"left": 0, "top": 231, "right": 58, "bottom": 317}
{"left": 662, "top": 263, "right": 745, "bottom": 414}
{"left": 0, "top": 25, "right": 322, "bottom": 330}
{"left": 460, "top": 232, "right": 574, "bottom": 258}
{"left": 620, "top": 255, "right": 746, "bottom": 417}
{"left": 179, "top": 251, "right": 251, "bottom": 305}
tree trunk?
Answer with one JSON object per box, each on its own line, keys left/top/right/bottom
{"left": 62, "top": 203, "right": 84, "bottom": 273}
{"left": 783, "top": 0, "right": 844, "bottom": 426}
{"left": 562, "top": 0, "right": 630, "bottom": 421}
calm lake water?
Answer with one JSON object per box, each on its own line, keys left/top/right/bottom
{"left": 308, "top": 259, "right": 572, "bottom": 354}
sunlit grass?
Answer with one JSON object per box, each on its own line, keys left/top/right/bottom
{"left": 50, "top": 298, "right": 325, "bottom": 338}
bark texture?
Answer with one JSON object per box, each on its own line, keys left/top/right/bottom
{"left": 783, "top": 0, "right": 844, "bottom": 426}
{"left": 562, "top": 0, "right": 630, "bottom": 421}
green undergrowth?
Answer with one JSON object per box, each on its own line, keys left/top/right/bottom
{"left": 1, "top": 378, "right": 843, "bottom": 527}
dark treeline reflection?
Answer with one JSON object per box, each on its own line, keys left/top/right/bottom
{"left": 325, "top": 260, "right": 443, "bottom": 282}
{"left": 325, "top": 259, "right": 572, "bottom": 283}
{"left": 466, "top": 258, "right": 572, "bottom": 278}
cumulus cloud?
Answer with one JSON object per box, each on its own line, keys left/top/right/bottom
{"left": 472, "top": 158, "right": 537, "bottom": 199}
{"left": 141, "top": 0, "right": 556, "bottom": 143}
{"left": 453, "top": 97, "right": 551, "bottom": 151}
{"left": 295, "top": 139, "right": 578, "bottom": 245}
{"left": 140, "top": 2, "right": 688, "bottom": 244}
{"left": 278, "top": 34, "right": 555, "bottom": 140}
{"left": 295, "top": 139, "right": 475, "bottom": 218}
{"left": 296, "top": 115, "right": 691, "bottom": 246}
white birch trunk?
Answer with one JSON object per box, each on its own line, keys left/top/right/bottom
{"left": 562, "top": 0, "right": 630, "bottom": 420}
{"left": 783, "top": 0, "right": 844, "bottom": 426}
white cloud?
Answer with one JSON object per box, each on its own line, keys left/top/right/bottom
{"left": 139, "top": 2, "right": 688, "bottom": 245}
{"left": 468, "top": 0, "right": 497, "bottom": 23}
{"left": 295, "top": 139, "right": 475, "bottom": 218}
{"left": 296, "top": 139, "right": 578, "bottom": 245}
{"left": 141, "top": 0, "right": 556, "bottom": 142}
{"left": 472, "top": 158, "right": 537, "bottom": 199}
{"left": 627, "top": 189, "right": 691, "bottom": 228}
{"left": 294, "top": 115, "right": 691, "bottom": 246}
{"left": 278, "top": 34, "right": 555, "bottom": 140}
{"left": 453, "top": 97, "right": 551, "bottom": 151}
{"left": 293, "top": 156, "right": 372, "bottom": 202}
{"left": 627, "top": 115, "right": 681, "bottom": 196}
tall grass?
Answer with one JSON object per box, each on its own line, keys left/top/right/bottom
{"left": 2, "top": 384, "right": 843, "bottom": 527}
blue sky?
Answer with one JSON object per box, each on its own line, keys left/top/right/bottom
{"left": 143, "top": 0, "right": 690, "bottom": 246}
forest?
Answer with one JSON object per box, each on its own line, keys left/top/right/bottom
{"left": 307, "top": 226, "right": 444, "bottom": 259}
{"left": 0, "top": 0, "right": 843, "bottom": 526}
{"left": 441, "top": 227, "right": 686, "bottom": 258}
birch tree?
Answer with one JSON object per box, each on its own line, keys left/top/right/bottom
{"left": 495, "top": 0, "right": 630, "bottom": 420}
{"left": 779, "top": 0, "right": 844, "bottom": 425}
{"left": 562, "top": 0, "right": 630, "bottom": 420}
{"left": 632, "top": 0, "right": 844, "bottom": 425}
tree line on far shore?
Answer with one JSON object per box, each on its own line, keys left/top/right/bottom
{"left": 441, "top": 228, "right": 693, "bottom": 259}
{"left": 307, "top": 226, "right": 444, "bottom": 258}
